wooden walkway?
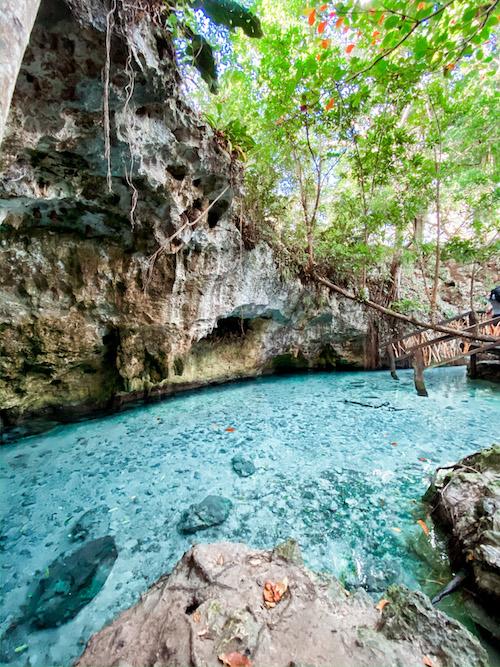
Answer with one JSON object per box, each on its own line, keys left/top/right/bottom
{"left": 386, "top": 310, "right": 500, "bottom": 395}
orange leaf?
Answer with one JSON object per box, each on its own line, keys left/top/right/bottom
{"left": 308, "top": 8, "right": 316, "bottom": 25}
{"left": 219, "top": 652, "right": 252, "bottom": 667}
{"left": 263, "top": 578, "right": 289, "bottom": 608}
{"left": 417, "top": 2, "right": 426, "bottom": 9}
{"left": 320, "top": 3, "right": 328, "bottom": 10}
{"left": 378, "top": 12, "right": 385, "bottom": 24}
{"left": 335, "top": 16, "right": 344, "bottom": 28}
{"left": 376, "top": 598, "right": 390, "bottom": 611}
{"left": 318, "top": 20, "right": 327, "bottom": 33}
{"left": 225, "top": 427, "right": 236, "bottom": 432}
{"left": 445, "top": 62, "right": 455, "bottom": 70}
{"left": 422, "top": 657, "right": 434, "bottom": 667}
{"left": 325, "top": 98, "right": 335, "bottom": 110}
{"left": 321, "top": 38, "right": 330, "bottom": 48}
{"left": 417, "top": 519, "right": 430, "bottom": 536}
{"left": 372, "top": 30, "right": 380, "bottom": 38}
{"left": 345, "top": 43, "right": 355, "bottom": 53}
{"left": 315, "top": 53, "right": 322, "bottom": 61}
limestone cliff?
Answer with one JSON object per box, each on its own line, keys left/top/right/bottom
{"left": 0, "top": 0, "right": 369, "bottom": 440}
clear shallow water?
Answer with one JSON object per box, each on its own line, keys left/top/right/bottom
{"left": 0, "top": 367, "right": 499, "bottom": 666}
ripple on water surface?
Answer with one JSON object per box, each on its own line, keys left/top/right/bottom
{"left": 0, "top": 367, "right": 499, "bottom": 666}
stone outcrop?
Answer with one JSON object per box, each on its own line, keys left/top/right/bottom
{"left": 0, "top": 0, "right": 370, "bottom": 441}
{"left": 0, "top": 0, "right": 41, "bottom": 145}
{"left": 76, "top": 541, "right": 488, "bottom": 667}
{"left": 425, "top": 444, "right": 500, "bottom": 639}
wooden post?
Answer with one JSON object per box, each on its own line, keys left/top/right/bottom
{"left": 387, "top": 345, "right": 399, "bottom": 380}
{"left": 468, "top": 311, "right": 478, "bottom": 379}
{"left": 412, "top": 349, "right": 428, "bottom": 397}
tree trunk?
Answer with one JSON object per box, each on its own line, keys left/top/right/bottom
{"left": 0, "top": 0, "right": 41, "bottom": 147}
{"left": 413, "top": 214, "right": 424, "bottom": 245}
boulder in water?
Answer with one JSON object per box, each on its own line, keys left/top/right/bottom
{"left": 231, "top": 455, "right": 256, "bottom": 477}
{"left": 177, "top": 495, "right": 232, "bottom": 534}
{"left": 68, "top": 506, "right": 110, "bottom": 543}
{"left": 25, "top": 535, "right": 118, "bottom": 628}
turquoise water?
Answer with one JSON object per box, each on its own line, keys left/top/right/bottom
{"left": 0, "top": 367, "right": 499, "bottom": 666}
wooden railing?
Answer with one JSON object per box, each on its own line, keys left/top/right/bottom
{"left": 386, "top": 310, "right": 500, "bottom": 395}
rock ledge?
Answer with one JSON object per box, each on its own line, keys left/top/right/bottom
{"left": 77, "top": 541, "right": 488, "bottom": 667}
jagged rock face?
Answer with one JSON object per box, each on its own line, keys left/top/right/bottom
{"left": 0, "top": 0, "right": 369, "bottom": 438}
{"left": 425, "top": 445, "right": 500, "bottom": 639}
{"left": 76, "top": 541, "right": 488, "bottom": 667}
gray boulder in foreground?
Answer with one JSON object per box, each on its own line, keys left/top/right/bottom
{"left": 77, "top": 541, "right": 488, "bottom": 667}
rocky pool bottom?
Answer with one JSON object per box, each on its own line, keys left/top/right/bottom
{"left": 0, "top": 367, "right": 499, "bottom": 666}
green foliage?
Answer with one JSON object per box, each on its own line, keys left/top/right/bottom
{"left": 165, "top": 0, "right": 262, "bottom": 93}
{"left": 191, "top": 0, "right": 263, "bottom": 37}
{"left": 186, "top": 33, "right": 219, "bottom": 92}
{"left": 441, "top": 237, "right": 500, "bottom": 264}
{"left": 391, "top": 298, "right": 428, "bottom": 315}
{"left": 204, "top": 112, "right": 256, "bottom": 158}
{"left": 189, "top": 0, "right": 499, "bottom": 287}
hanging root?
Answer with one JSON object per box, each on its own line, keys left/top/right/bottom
{"left": 123, "top": 47, "right": 139, "bottom": 227}
{"left": 103, "top": 0, "right": 117, "bottom": 193}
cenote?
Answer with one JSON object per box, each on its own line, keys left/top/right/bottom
{"left": 0, "top": 366, "right": 499, "bottom": 666}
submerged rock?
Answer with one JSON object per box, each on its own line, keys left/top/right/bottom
{"left": 177, "top": 496, "right": 232, "bottom": 534}
{"left": 232, "top": 454, "right": 256, "bottom": 477}
{"left": 25, "top": 536, "right": 118, "bottom": 628}
{"left": 425, "top": 444, "right": 500, "bottom": 637}
{"left": 68, "top": 506, "right": 110, "bottom": 543}
{"left": 77, "top": 542, "right": 488, "bottom": 667}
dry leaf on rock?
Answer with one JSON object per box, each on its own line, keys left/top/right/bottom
{"left": 216, "top": 554, "right": 225, "bottom": 566}
{"left": 263, "top": 577, "right": 289, "bottom": 608}
{"left": 218, "top": 651, "right": 252, "bottom": 667}
{"left": 417, "top": 519, "right": 430, "bottom": 536}
{"left": 422, "top": 656, "right": 434, "bottom": 667}
{"left": 375, "top": 598, "right": 390, "bottom": 612}
{"left": 192, "top": 610, "right": 201, "bottom": 623}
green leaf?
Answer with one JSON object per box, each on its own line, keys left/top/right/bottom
{"left": 191, "top": 0, "right": 263, "bottom": 38}
{"left": 186, "top": 33, "right": 219, "bottom": 94}
{"left": 384, "top": 15, "right": 400, "bottom": 30}
{"left": 462, "top": 7, "right": 477, "bottom": 22}
{"left": 413, "top": 36, "right": 428, "bottom": 58}
{"left": 381, "top": 30, "right": 401, "bottom": 48}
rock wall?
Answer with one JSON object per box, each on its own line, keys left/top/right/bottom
{"left": 0, "top": 0, "right": 369, "bottom": 439}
